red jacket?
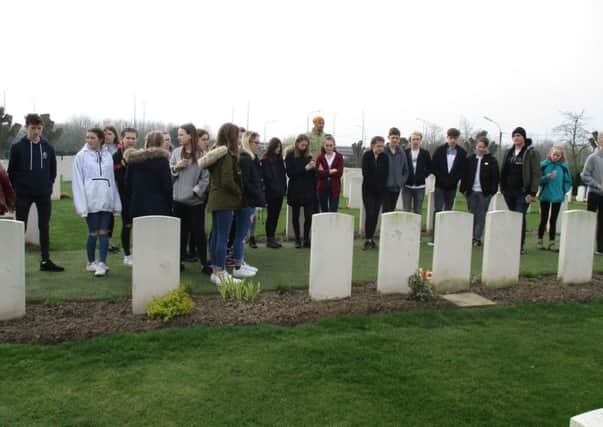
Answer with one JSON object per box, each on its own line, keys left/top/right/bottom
{"left": 0, "top": 166, "right": 15, "bottom": 215}
{"left": 316, "top": 151, "right": 344, "bottom": 197}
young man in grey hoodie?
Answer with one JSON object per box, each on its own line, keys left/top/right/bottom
{"left": 382, "top": 127, "right": 409, "bottom": 213}
{"left": 581, "top": 131, "right": 603, "bottom": 254}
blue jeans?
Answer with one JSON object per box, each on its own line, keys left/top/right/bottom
{"left": 210, "top": 210, "right": 234, "bottom": 270}
{"left": 503, "top": 191, "right": 530, "bottom": 248}
{"left": 402, "top": 187, "right": 425, "bottom": 215}
{"left": 85, "top": 211, "right": 112, "bottom": 263}
{"left": 319, "top": 181, "right": 339, "bottom": 212}
{"left": 233, "top": 207, "right": 255, "bottom": 264}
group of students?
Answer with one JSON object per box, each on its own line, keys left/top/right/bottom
{"left": 360, "top": 126, "right": 574, "bottom": 254}
{"left": 4, "top": 114, "right": 603, "bottom": 283}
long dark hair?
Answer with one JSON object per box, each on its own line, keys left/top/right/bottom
{"left": 88, "top": 128, "right": 105, "bottom": 145}
{"left": 103, "top": 125, "right": 121, "bottom": 146}
{"left": 216, "top": 123, "right": 240, "bottom": 155}
{"left": 179, "top": 123, "right": 200, "bottom": 162}
{"left": 262, "top": 137, "right": 282, "bottom": 161}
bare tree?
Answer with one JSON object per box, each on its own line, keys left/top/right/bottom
{"left": 554, "top": 110, "right": 591, "bottom": 186}
{"left": 423, "top": 123, "right": 445, "bottom": 155}
{"left": 351, "top": 140, "right": 365, "bottom": 167}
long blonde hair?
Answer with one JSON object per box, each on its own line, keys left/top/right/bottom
{"left": 241, "top": 131, "right": 259, "bottom": 159}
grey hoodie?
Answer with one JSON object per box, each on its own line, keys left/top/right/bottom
{"left": 384, "top": 143, "right": 409, "bottom": 192}
{"left": 170, "top": 146, "right": 209, "bottom": 205}
{"left": 581, "top": 149, "right": 603, "bottom": 196}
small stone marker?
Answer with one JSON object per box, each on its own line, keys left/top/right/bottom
{"left": 442, "top": 292, "right": 495, "bottom": 308}
{"left": 25, "top": 204, "right": 40, "bottom": 246}
{"left": 570, "top": 408, "right": 603, "bottom": 427}
{"left": 482, "top": 210, "right": 522, "bottom": 288}
{"left": 309, "top": 213, "right": 354, "bottom": 300}
{"left": 432, "top": 211, "right": 473, "bottom": 293}
{"left": 60, "top": 155, "right": 74, "bottom": 182}
{"left": 425, "top": 175, "right": 436, "bottom": 231}
{"left": 576, "top": 185, "right": 586, "bottom": 202}
{"left": 51, "top": 177, "right": 61, "bottom": 201}
{"left": 132, "top": 215, "right": 180, "bottom": 314}
{"left": 557, "top": 210, "right": 596, "bottom": 285}
{"left": 377, "top": 212, "right": 421, "bottom": 294}
{"left": 359, "top": 203, "right": 380, "bottom": 237}
{"left": 0, "top": 219, "right": 26, "bottom": 320}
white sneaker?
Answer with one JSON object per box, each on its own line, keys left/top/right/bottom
{"left": 86, "top": 261, "right": 97, "bottom": 272}
{"left": 95, "top": 262, "right": 108, "bottom": 277}
{"left": 233, "top": 264, "right": 257, "bottom": 278}
{"left": 427, "top": 241, "right": 435, "bottom": 247}
{"left": 210, "top": 271, "right": 241, "bottom": 286}
{"left": 241, "top": 261, "right": 258, "bottom": 273}
{"left": 123, "top": 255, "right": 133, "bottom": 266}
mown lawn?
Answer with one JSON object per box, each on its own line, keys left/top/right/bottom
{"left": 22, "top": 181, "right": 600, "bottom": 302}
{"left": 2, "top": 301, "right": 603, "bottom": 426}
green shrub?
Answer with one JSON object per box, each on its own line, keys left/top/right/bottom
{"left": 408, "top": 268, "right": 435, "bottom": 302}
{"left": 218, "top": 278, "right": 262, "bottom": 302}
{"left": 146, "top": 285, "right": 196, "bottom": 322}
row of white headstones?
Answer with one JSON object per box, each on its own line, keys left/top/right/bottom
{"left": 0, "top": 203, "right": 597, "bottom": 321}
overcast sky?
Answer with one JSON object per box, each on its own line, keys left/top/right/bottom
{"left": 2, "top": 0, "right": 602, "bottom": 145}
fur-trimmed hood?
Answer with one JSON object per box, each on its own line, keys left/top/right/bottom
{"left": 198, "top": 145, "right": 228, "bottom": 169}
{"left": 124, "top": 147, "right": 170, "bottom": 164}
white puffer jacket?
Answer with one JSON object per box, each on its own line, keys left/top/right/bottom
{"left": 72, "top": 144, "right": 122, "bottom": 217}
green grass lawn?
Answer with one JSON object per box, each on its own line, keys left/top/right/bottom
{"left": 22, "top": 181, "right": 600, "bottom": 303}
{"left": 2, "top": 301, "right": 603, "bottom": 426}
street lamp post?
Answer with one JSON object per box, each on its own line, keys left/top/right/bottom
{"left": 306, "top": 109, "right": 320, "bottom": 133}
{"left": 483, "top": 116, "right": 503, "bottom": 164}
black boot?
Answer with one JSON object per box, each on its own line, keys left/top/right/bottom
{"left": 249, "top": 236, "right": 258, "bottom": 249}
{"left": 267, "top": 238, "right": 280, "bottom": 249}
{"left": 295, "top": 238, "right": 302, "bottom": 249}
{"left": 303, "top": 239, "right": 311, "bottom": 248}
{"left": 40, "top": 259, "right": 64, "bottom": 272}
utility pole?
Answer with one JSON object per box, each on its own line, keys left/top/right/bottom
{"left": 246, "top": 100, "right": 250, "bottom": 129}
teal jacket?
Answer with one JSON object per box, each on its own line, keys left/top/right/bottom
{"left": 539, "top": 159, "right": 571, "bottom": 203}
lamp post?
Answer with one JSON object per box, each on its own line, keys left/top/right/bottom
{"left": 483, "top": 116, "right": 503, "bottom": 164}
{"left": 263, "top": 120, "right": 277, "bottom": 143}
{"left": 306, "top": 109, "right": 320, "bottom": 133}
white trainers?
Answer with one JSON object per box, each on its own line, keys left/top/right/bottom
{"left": 233, "top": 264, "right": 257, "bottom": 278}
{"left": 241, "top": 261, "right": 258, "bottom": 273}
{"left": 95, "top": 262, "right": 108, "bottom": 277}
{"left": 210, "top": 271, "right": 241, "bottom": 286}
{"left": 86, "top": 261, "right": 97, "bottom": 272}
{"left": 123, "top": 255, "right": 133, "bottom": 266}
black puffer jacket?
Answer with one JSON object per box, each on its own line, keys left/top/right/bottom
{"left": 460, "top": 153, "right": 499, "bottom": 196}
{"left": 285, "top": 150, "right": 316, "bottom": 206}
{"left": 239, "top": 150, "right": 266, "bottom": 207}
{"left": 261, "top": 156, "right": 287, "bottom": 198}
{"left": 362, "top": 150, "right": 389, "bottom": 193}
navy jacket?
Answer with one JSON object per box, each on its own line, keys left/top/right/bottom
{"left": 431, "top": 144, "right": 468, "bottom": 191}
{"left": 8, "top": 137, "right": 57, "bottom": 198}
{"left": 460, "top": 154, "right": 499, "bottom": 196}
{"left": 239, "top": 150, "right": 266, "bottom": 208}
{"left": 125, "top": 148, "right": 173, "bottom": 218}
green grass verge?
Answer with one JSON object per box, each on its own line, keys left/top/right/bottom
{"left": 2, "top": 301, "right": 603, "bottom": 426}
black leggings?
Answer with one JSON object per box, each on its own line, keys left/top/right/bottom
{"left": 265, "top": 196, "right": 283, "bottom": 239}
{"left": 174, "top": 202, "right": 207, "bottom": 266}
{"left": 538, "top": 201, "right": 561, "bottom": 240}
{"left": 292, "top": 203, "right": 313, "bottom": 242}
{"left": 363, "top": 188, "right": 383, "bottom": 240}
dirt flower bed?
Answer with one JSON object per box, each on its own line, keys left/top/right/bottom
{"left": 2, "top": 274, "right": 603, "bottom": 345}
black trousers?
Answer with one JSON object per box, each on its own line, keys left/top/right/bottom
{"left": 363, "top": 188, "right": 383, "bottom": 240}
{"left": 381, "top": 190, "right": 399, "bottom": 213}
{"left": 174, "top": 202, "right": 207, "bottom": 266}
{"left": 587, "top": 192, "right": 603, "bottom": 253}
{"left": 265, "top": 196, "right": 283, "bottom": 239}
{"left": 538, "top": 201, "right": 561, "bottom": 241}
{"left": 291, "top": 203, "right": 313, "bottom": 242}
{"left": 15, "top": 194, "right": 51, "bottom": 260}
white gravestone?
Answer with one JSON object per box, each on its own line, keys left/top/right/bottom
{"left": 576, "top": 185, "right": 586, "bottom": 202}
{"left": 25, "top": 204, "right": 40, "bottom": 246}
{"left": 432, "top": 211, "right": 473, "bottom": 293}
{"left": 425, "top": 175, "right": 436, "bottom": 231}
{"left": 377, "top": 212, "right": 421, "bottom": 294}
{"left": 348, "top": 176, "right": 363, "bottom": 209}
{"left": 557, "top": 210, "right": 596, "bottom": 285}
{"left": 132, "top": 216, "right": 181, "bottom": 314}
{"left": 570, "top": 408, "right": 603, "bottom": 427}
{"left": 482, "top": 211, "right": 522, "bottom": 288}
{"left": 0, "top": 220, "right": 26, "bottom": 320}
{"left": 285, "top": 205, "right": 306, "bottom": 241}
{"left": 51, "top": 177, "right": 61, "bottom": 201}
{"left": 488, "top": 192, "right": 508, "bottom": 211}
{"left": 309, "top": 213, "right": 354, "bottom": 300}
